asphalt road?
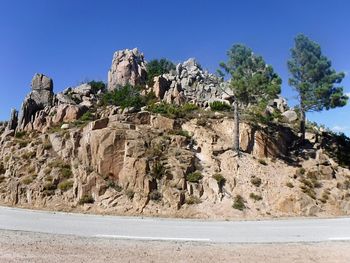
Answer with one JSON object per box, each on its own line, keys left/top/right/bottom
{"left": 0, "top": 206, "right": 350, "bottom": 243}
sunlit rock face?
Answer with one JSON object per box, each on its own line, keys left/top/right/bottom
{"left": 108, "top": 48, "right": 147, "bottom": 90}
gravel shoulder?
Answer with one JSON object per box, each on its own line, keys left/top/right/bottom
{"left": 1, "top": 230, "right": 350, "bottom": 263}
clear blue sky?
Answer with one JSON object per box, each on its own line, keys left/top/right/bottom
{"left": 0, "top": 0, "right": 349, "bottom": 135}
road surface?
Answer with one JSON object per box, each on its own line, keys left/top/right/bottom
{"left": 0, "top": 206, "right": 350, "bottom": 243}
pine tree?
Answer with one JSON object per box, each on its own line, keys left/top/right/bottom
{"left": 219, "top": 44, "right": 281, "bottom": 156}
{"left": 288, "top": 34, "right": 348, "bottom": 141}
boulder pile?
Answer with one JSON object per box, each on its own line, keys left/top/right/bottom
{"left": 152, "top": 58, "right": 233, "bottom": 106}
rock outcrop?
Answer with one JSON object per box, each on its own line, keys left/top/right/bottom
{"left": 282, "top": 110, "right": 298, "bottom": 123}
{"left": 1, "top": 111, "right": 349, "bottom": 219}
{"left": 108, "top": 48, "right": 147, "bottom": 90}
{"left": 17, "top": 74, "right": 54, "bottom": 131}
{"left": 152, "top": 58, "right": 232, "bottom": 106}
{"left": 57, "top": 83, "right": 101, "bottom": 107}
{"left": 7, "top": 109, "right": 18, "bottom": 131}
{"left": 1, "top": 48, "right": 349, "bottom": 220}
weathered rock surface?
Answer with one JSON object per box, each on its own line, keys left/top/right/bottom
{"left": 108, "top": 48, "right": 147, "bottom": 90}
{"left": 52, "top": 105, "right": 87, "bottom": 124}
{"left": 151, "top": 58, "right": 232, "bottom": 106}
{"left": 1, "top": 48, "right": 350, "bottom": 220}
{"left": 7, "top": 109, "right": 18, "bottom": 131}
{"left": 17, "top": 74, "right": 54, "bottom": 131}
{"left": 282, "top": 110, "right": 298, "bottom": 123}
{"left": 0, "top": 112, "right": 349, "bottom": 219}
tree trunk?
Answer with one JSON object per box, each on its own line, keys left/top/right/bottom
{"left": 233, "top": 99, "right": 240, "bottom": 157}
{"left": 300, "top": 108, "right": 306, "bottom": 142}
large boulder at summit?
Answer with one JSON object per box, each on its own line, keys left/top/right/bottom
{"left": 17, "top": 73, "right": 54, "bottom": 130}
{"left": 107, "top": 48, "right": 147, "bottom": 90}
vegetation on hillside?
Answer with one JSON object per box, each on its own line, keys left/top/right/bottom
{"left": 100, "top": 84, "right": 155, "bottom": 110}
{"left": 146, "top": 58, "right": 176, "bottom": 86}
{"left": 218, "top": 44, "right": 282, "bottom": 156}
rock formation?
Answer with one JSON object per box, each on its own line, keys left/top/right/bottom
{"left": 151, "top": 58, "right": 233, "bottom": 106}
{"left": 17, "top": 73, "right": 54, "bottom": 130}
{"left": 107, "top": 48, "right": 147, "bottom": 90}
{"left": 0, "top": 48, "right": 349, "bottom": 220}
{"left": 7, "top": 109, "right": 18, "bottom": 131}
{"left": 1, "top": 109, "right": 349, "bottom": 219}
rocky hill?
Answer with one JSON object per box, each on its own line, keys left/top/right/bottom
{"left": 0, "top": 48, "right": 349, "bottom": 219}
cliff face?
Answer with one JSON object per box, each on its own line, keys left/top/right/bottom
{"left": 0, "top": 110, "right": 349, "bottom": 219}
{"left": 0, "top": 48, "right": 349, "bottom": 219}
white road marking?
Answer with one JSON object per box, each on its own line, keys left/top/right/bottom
{"left": 94, "top": 234, "right": 211, "bottom": 242}
{"left": 328, "top": 237, "right": 350, "bottom": 241}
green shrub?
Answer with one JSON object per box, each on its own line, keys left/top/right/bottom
{"left": 320, "top": 192, "right": 329, "bottom": 203}
{"left": 43, "top": 140, "right": 52, "bottom": 150}
{"left": 150, "top": 161, "right": 166, "bottom": 180}
{"left": 58, "top": 180, "right": 74, "bottom": 191}
{"left": 0, "top": 162, "right": 5, "bottom": 174}
{"left": 21, "top": 176, "right": 34, "bottom": 185}
{"left": 15, "top": 131, "right": 26, "bottom": 139}
{"left": 146, "top": 102, "right": 197, "bottom": 119}
{"left": 249, "top": 193, "right": 263, "bottom": 201}
{"left": 299, "top": 168, "right": 306, "bottom": 175}
{"left": 300, "top": 178, "right": 314, "bottom": 189}
{"left": 78, "top": 194, "right": 94, "bottom": 205}
{"left": 212, "top": 174, "right": 226, "bottom": 190}
{"left": 168, "top": 129, "right": 191, "bottom": 138}
{"left": 107, "top": 181, "right": 123, "bottom": 192}
{"left": 88, "top": 81, "right": 106, "bottom": 93}
{"left": 301, "top": 186, "right": 316, "bottom": 199}
{"left": 209, "top": 101, "right": 231, "bottom": 112}
{"left": 18, "top": 140, "right": 29, "bottom": 148}
{"left": 48, "top": 160, "right": 72, "bottom": 179}
{"left": 80, "top": 111, "right": 94, "bottom": 122}
{"left": 101, "top": 85, "right": 145, "bottom": 110}
{"left": 45, "top": 175, "right": 53, "bottom": 182}
{"left": 47, "top": 125, "right": 62, "bottom": 134}
{"left": 251, "top": 177, "right": 262, "bottom": 187}
{"left": 185, "top": 196, "right": 202, "bottom": 205}
{"left": 232, "top": 195, "right": 246, "bottom": 211}
{"left": 22, "top": 151, "right": 36, "bottom": 160}
{"left": 186, "top": 172, "right": 203, "bottom": 183}
{"left": 60, "top": 166, "right": 73, "bottom": 179}
{"left": 196, "top": 118, "right": 207, "bottom": 126}
{"left": 146, "top": 58, "right": 176, "bottom": 86}
{"left": 300, "top": 178, "right": 317, "bottom": 199}
{"left": 313, "top": 180, "right": 322, "bottom": 188}
{"left": 125, "top": 189, "right": 135, "bottom": 200}
{"left": 286, "top": 182, "right": 294, "bottom": 188}
{"left": 27, "top": 166, "right": 35, "bottom": 174}
{"left": 146, "top": 102, "right": 181, "bottom": 118}
{"left": 48, "top": 159, "right": 65, "bottom": 168}
{"left": 44, "top": 182, "right": 57, "bottom": 191}
{"left": 181, "top": 103, "right": 199, "bottom": 112}
{"left": 149, "top": 190, "right": 162, "bottom": 201}
{"left": 146, "top": 144, "right": 163, "bottom": 159}
{"left": 258, "top": 159, "right": 268, "bottom": 166}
